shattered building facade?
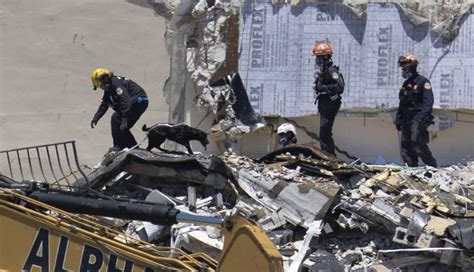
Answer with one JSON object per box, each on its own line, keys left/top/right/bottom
{"left": 111, "top": 1, "right": 474, "bottom": 267}
{"left": 2, "top": 1, "right": 474, "bottom": 271}
{"left": 4, "top": 140, "right": 474, "bottom": 271}
{"left": 102, "top": 2, "right": 474, "bottom": 268}
{"left": 153, "top": 0, "right": 474, "bottom": 165}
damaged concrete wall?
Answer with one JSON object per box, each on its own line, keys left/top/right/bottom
{"left": 157, "top": 0, "right": 249, "bottom": 141}
{"left": 278, "top": 111, "right": 474, "bottom": 165}
{"left": 201, "top": 110, "right": 473, "bottom": 166}
{"left": 185, "top": 104, "right": 474, "bottom": 166}
{"left": 155, "top": 0, "right": 474, "bottom": 165}
{"left": 239, "top": 1, "right": 474, "bottom": 115}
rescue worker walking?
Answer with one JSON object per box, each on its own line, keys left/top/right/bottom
{"left": 312, "top": 42, "right": 344, "bottom": 156}
{"left": 90, "top": 68, "right": 149, "bottom": 150}
{"left": 394, "top": 54, "right": 437, "bottom": 167}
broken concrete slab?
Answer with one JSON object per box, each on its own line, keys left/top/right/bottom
{"left": 370, "top": 199, "right": 401, "bottom": 226}
{"left": 178, "top": 228, "right": 223, "bottom": 260}
{"left": 238, "top": 169, "right": 339, "bottom": 228}
{"left": 75, "top": 149, "right": 235, "bottom": 193}
{"left": 363, "top": 170, "right": 391, "bottom": 188}
{"left": 424, "top": 215, "right": 457, "bottom": 236}
{"left": 339, "top": 198, "right": 400, "bottom": 232}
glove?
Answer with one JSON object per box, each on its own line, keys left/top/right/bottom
{"left": 90, "top": 119, "right": 98, "bottom": 129}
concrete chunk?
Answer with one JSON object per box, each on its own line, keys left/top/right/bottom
{"left": 392, "top": 226, "right": 441, "bottom": 248}
{"left": 238, "top": 169, "right": 339, "bottom": 228}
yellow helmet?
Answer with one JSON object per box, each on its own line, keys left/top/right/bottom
{"left": 90, "top": 68, "right": 110, "bottom": 90}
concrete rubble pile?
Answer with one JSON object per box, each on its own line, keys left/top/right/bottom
{"left": 87, "top": 146, "right": 474, "bottom": 271}
{"left": 93, "top": 1, "right": 474, "bottom": 269}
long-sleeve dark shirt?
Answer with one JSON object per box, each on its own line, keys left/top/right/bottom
{"left": 396, "top": 73, "right": 434, "bottom": 124}
{"left": 93, "top": 76, "right": 146, "bottom": 122}
{"left": 314, "top": 64, "right": 345, "bottom": 103}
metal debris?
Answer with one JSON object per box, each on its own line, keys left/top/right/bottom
{"left": 7, "top": 141, "right": 471, "bottom": 271}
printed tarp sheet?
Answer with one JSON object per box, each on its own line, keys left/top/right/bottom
{"left": 239, "top": 2, "right": 474, "bottom": 117}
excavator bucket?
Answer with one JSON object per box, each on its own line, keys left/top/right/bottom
{"left": 218, "top": 216, "right": 284, "bottom": 272}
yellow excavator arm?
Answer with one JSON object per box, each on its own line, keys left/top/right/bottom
{"left": 218, "top": 216, "right": 284, "bottom": 272}
{"left": 0, "top": 189, "right": 283, "bottom": 271}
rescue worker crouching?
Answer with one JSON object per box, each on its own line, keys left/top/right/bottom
{"left": 90, "top": 68, "right": 149, "bottom": 150}
{"left": 312, "top": 41, "right": 344, "bottom": 156}
{"left": 394, "top": 54, "right": 437, "bottom": 167}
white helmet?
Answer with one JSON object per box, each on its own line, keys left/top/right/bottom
{"left": 277, "top": 123, "right": 296, "bottom": 136}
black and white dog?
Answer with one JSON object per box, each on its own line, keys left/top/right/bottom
{"left": 142, "top": 123, "right": 209, "bottom": 154}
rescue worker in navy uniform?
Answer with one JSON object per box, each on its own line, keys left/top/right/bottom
{"left": 395, "top": 54, "right": 437, "bottom": 167}
{"left": 90, "top": 68, "right": 149, "bottom": 150}
{"left": 312, "top": 42, "right": 344, "bottom": 156}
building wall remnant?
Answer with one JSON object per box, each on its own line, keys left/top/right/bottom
{"left": 239, "top": 1, "right": 474, "bottom": 116}
{"left": 154, "top": 0, "right": 474, "bottom": 164}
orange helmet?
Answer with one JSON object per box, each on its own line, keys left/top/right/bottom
{"left": 312, "top": 42, "right": 333, "bottom": 56}
{"left": 398, "top": 54, "right": 418, "bottom": 69}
